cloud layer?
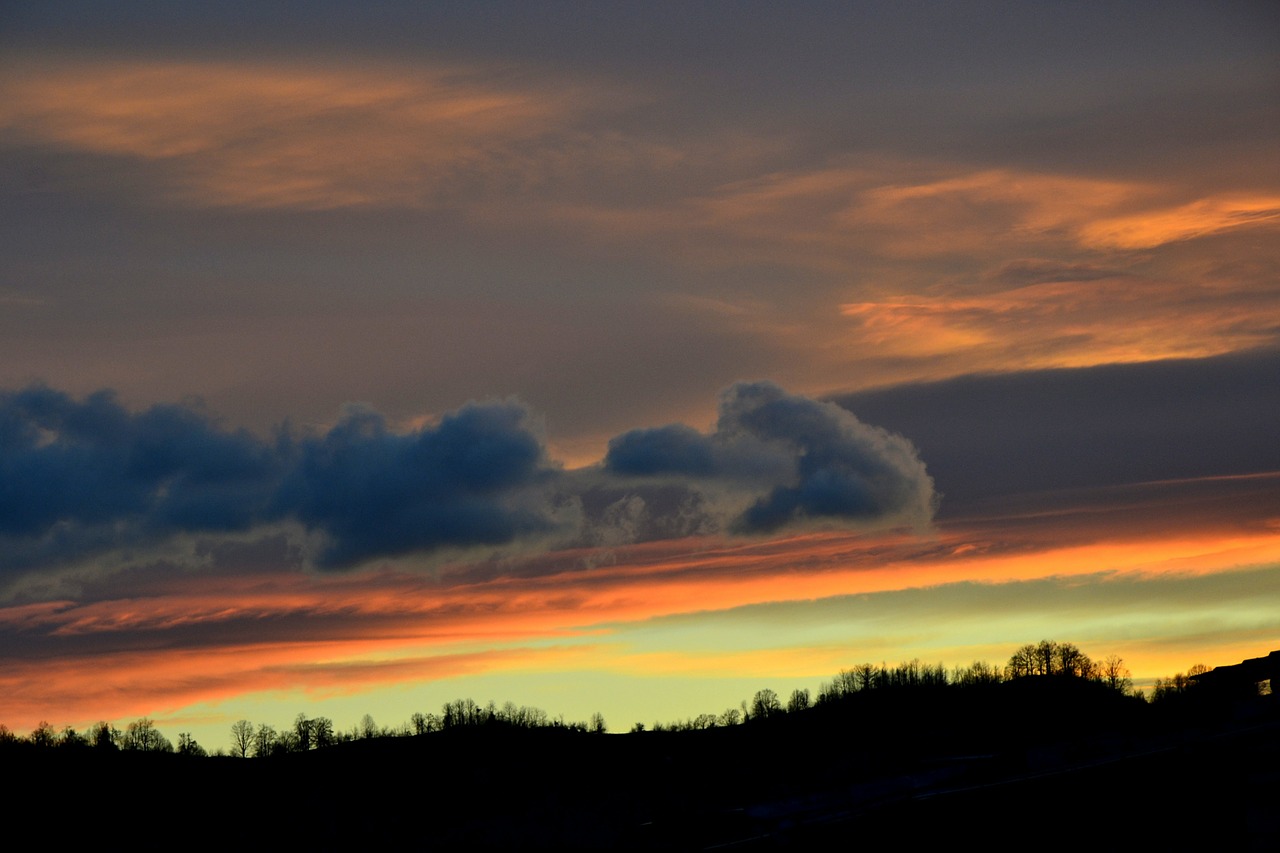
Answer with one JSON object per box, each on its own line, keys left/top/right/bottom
{"left": 0, "top": 382, "right": 935, "bottom": 577}
{"left": 1, "top": 46, "right": 1276, "bottom": 448}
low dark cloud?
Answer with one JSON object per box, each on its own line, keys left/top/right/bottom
{"left": 604, "top": 423, "right": 718, "bottom": 477}
{"left": 603, "top": 381, "right": 936, "bottom": 536}
{"left": 10, "top": 346, "right": 1272, "bottom": 579}
{"left": 0, "top": 387, "right": 565, "bottom": 575}
{"left": 0, "top": 386, "right": 279, "bottom": 537}
{"left": 276, "top": 402, "right": 563, "bottom": 568}
{"left": 0, "top": 381, "right": 935, "bottom": 578}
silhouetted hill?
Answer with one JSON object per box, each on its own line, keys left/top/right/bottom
{"left": 10, "top": 678, "right": 1277, "bottom": 849}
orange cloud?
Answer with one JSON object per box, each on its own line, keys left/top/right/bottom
{"left": 839, "top": 275, "right": 1280, "bottom": 375}
{"left": 689, "top": 163, "right": 1280, "bottom": 261}
{"left": 1079, "top": 195, "right": 1280, "bottom": 250}
{"left": 527, "top": 158, "right": 1280, "bottom": 404}
{"left": 0, "top": 57, "right": 625, "bottom": 210}
{"left": 662, "top": 164, "right": 1149, "bottom": 270}
{"left": 845, "top": 169, "right": 1143, "bottom": 258}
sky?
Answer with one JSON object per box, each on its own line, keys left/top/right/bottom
{"left": 1, "top": 2, "right": 1278, "bottom": 748}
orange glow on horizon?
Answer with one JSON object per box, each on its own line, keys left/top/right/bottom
{"left": 3, "top": 517, "right": 1278, "bottom": 733}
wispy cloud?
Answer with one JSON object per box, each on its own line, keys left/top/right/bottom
{"left": 683, "top": 163, "right": 1280, "bottom": 264}
{"left": 521, "top": 159, "right": 1280, "bottom": 388}
{"left": 4, "top": 56, "right": 1276, "bottom": 422}
{"left": 1079, "top": 195, "right": 1280, "bottom": 250}
{"left": 839, "top": 277, "right": 1280, "bottom": 374}
{"left": 0, "top": 57, "right": 658, "bottom": 210}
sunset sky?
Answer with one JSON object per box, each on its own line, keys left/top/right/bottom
{"left": 1, "top": 2, "right": 1278, "bottom": 749}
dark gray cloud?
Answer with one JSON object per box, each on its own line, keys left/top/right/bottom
{"left": 276, "top": 402, "right": 563, "bottom": 568}
{"left": 604, "top": 381, "right": 936, "bottom": 536}
{"left": 832, "top": 347, "right": 1280, "bottom": 513}
{"left": 0, "top": 387, "right": 565, "bottom": 573}
{"left": 0, "top": 381, "right": 935, "bottom": 576}
{"left": 604, "top": 423, "right": 718, "bottom": 478}
{"left": 0, "top": 385, "right": 280, "bottom": 544}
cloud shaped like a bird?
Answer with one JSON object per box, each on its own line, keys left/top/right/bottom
{"left": 0, "top": 382, "right": 935, "bottom": 574}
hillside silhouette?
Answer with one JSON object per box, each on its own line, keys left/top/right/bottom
{"left": 6, "top": 645, "right": 1278, "bottom": 849}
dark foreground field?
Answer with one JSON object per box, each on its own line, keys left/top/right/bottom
{"left": 12, "top": 682, "right": 1279, "bottom": 849}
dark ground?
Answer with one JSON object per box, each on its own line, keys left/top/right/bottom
{"left": 11, "top": 682, "right": 1279, "bottom": 849}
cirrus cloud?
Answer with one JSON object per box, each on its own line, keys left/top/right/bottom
{"left": 0, "top": 56, "right": 658, "bottom": 211}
